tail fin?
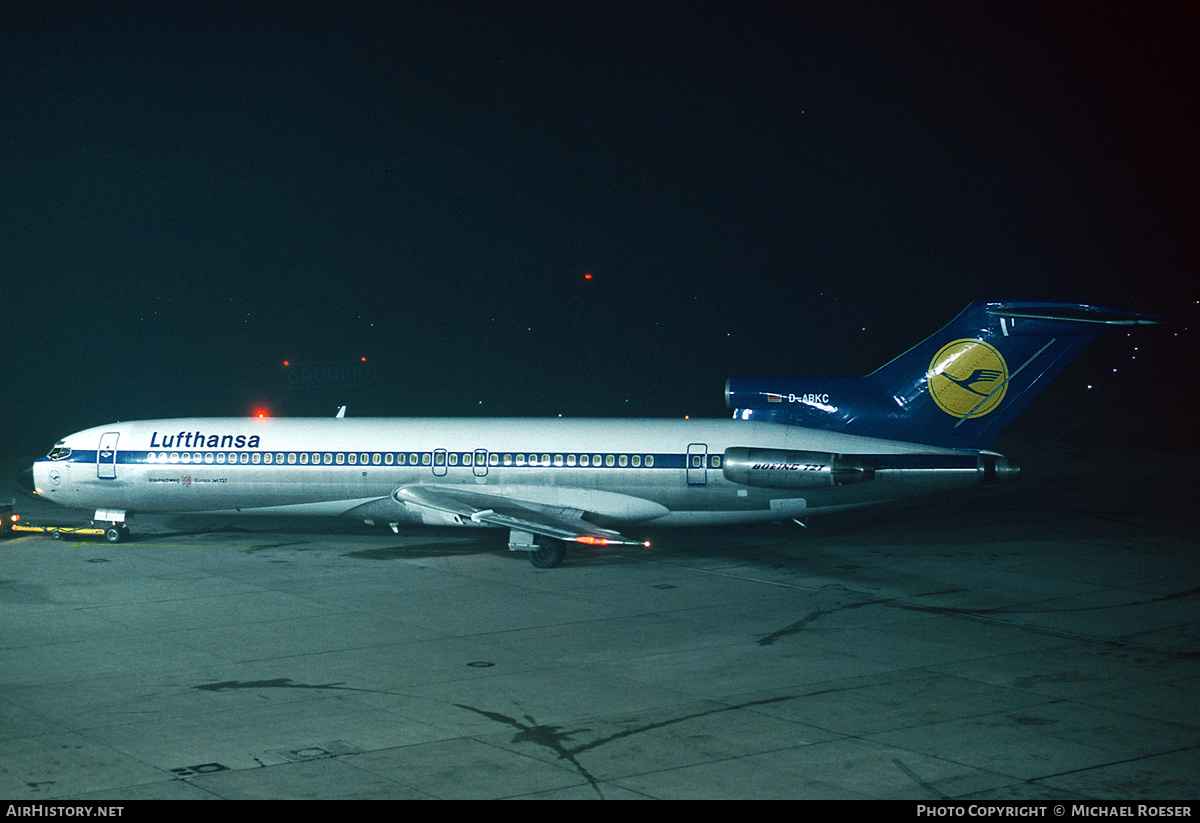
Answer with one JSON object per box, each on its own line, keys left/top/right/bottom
{"left": 726, "top": 301, "right": 1161, "bottom": 449}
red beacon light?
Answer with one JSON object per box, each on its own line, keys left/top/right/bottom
{"left": 573, "top": 535, "right": 651, "bottom": 548}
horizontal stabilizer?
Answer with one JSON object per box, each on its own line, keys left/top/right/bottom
{"left": 986, "top": 303, "right": 1162, "bottom": 326}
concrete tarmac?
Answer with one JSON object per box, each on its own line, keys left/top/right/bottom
{"left": 2, "top": 439, "right": 1198, "bottom": 799}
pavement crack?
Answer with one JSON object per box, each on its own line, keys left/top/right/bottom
{"left": 456, "top": 692, "right": 813, "bottom": 797}
{"left": 191, "top": 678, "right": 389, "bottom": 695}
{"left": 453, "top": 704, "right": 605, "bottom": 798}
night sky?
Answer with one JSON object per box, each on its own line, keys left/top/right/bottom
{"left": 3, "top": 2, "right": 1196, "bottom": 466}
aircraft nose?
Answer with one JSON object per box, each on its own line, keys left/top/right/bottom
{"left": 18, "top": 465, "right": 36, "bottom": 493}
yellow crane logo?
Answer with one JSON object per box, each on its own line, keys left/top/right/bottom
{"left": 927, "top": 339, "right": 1009, "bottom": 418}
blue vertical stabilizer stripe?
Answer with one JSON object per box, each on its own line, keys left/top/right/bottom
{"left": 727, "top": 300, "right": 1160, "bottom": 449}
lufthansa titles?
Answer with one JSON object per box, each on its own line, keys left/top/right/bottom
{"left": 149, "top": 431, "right": 261, "bottom": 449}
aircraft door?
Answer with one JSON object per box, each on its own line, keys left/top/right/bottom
{"left": 687, "top": 443, "right": 708, "bottom": 486}
{"left": 473, "top": 449, "right": 488, "bottom": 477}
{"left": 98, "top": 432, "right": 119, "bottom": 479}
{"left": 433, "top": 449, "right": 448, "bottom": 477}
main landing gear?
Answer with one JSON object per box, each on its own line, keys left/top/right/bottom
{"left": 509, "top": 529, "right": 567, "bottom": 569}
{"left": 526, "top": 542, "right": 567, "bottom": 569}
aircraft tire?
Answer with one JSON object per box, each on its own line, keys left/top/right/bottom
{"left": 527, "top": 542, "right": 566, "bottom": 569}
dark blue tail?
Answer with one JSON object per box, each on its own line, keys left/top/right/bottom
{"left": 726, "top": 301, "right": 1161, "bottom": 449}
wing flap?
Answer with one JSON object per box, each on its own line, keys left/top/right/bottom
{"left": 394, "top": 486, "right": 648, "bottom": 546}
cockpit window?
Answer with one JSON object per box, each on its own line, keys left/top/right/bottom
{"left": 48, "top": 446, "right": 72, "bottom": 460}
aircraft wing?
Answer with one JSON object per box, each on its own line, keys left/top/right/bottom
{"left": 393, "top": 485, "right": 649, "bottom": 547}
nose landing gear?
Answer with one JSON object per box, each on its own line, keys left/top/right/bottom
{"left": 103, "top": 523, "right": 130, "bottom": 543}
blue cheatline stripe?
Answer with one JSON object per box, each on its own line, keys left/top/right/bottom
{"left": 52, "top": 451, "right": 980, "bottom": 472}
{"left": 54, "top": 451, "right": 691, "bottom": 469}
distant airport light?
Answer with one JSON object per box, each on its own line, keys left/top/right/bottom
{"left": 584, "top": 272, "right": 593, "bottom": 280}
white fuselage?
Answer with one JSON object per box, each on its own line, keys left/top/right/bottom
{"left": 30, "top": 416, "right": 990, "bottom": 530}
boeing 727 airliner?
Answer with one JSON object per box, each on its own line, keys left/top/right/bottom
{"left": 21, "top": 301, "right": 1159, "bottom": 566}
